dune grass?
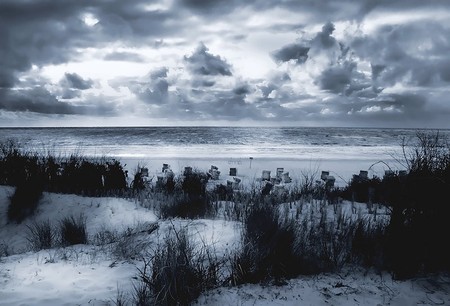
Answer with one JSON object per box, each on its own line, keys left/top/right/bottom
{"left": 0, "top": 139, "right": 128, "bottom": 197}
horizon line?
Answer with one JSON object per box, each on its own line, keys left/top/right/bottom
{"left": 0, "top": 125, "right": 449, "bottom": 130}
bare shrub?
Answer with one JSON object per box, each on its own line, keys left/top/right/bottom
{"left": 93, "top": 228, "right": 120, "bottom": 246}
{"left": 0, "top": 139, "right": 128, "bottom": 197}
{"left": 113, "top": 230, "right": 149, "bottom": 261}
{"left": 112, "top": 287, "right": 129, "bottom": 306}
{"left": 7, "top": 177, "right": 43, "bottom": 223}
{"left": 135, "top": 226, "right": 220, "bottom": 305}
{"left": 59, "top": 214, "right": 88, "bottom": 246}
{"left": 26, "top": 220, "right": 55, "bottom": 251}
{"left": 230, "top": 201, "right": 300, "bottom": 285}
{"left": 0, "top": 241, "right": 9, "bottom": 258}
{"left": 386, "top": 131, "right": 450, "bottom": 279}
{"left": 156, "top": 171, "right": 214, "bottom": 219}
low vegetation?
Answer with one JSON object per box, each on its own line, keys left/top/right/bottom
{"left": 385, "top": 132, "right": 450, "bottom": 279}
{"left": 230, "top": 200, "right": 388, "bottom": 285}
{"left": 7, "top": 176, "right": 44, "bottom": 223}
{"left": 59, "top": 214, "right": 88, "bottom": 246}
{"left": 26, "top": 220, "right": 55, "bottom": 251}
{"left": 156, "top": 171, "right": 214, "bottom": 219}
{"left": 0, "top": 139, "right": 128, "bottom": 197}
{"left": 134, "top": 226, "right": 220, "bottom": 305}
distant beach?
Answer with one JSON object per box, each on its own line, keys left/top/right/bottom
{"left": 119, "top": 156, "right": 396, "bottom": 188}
{"left": 2, "top": 126, "right": 446, "bottom": 185}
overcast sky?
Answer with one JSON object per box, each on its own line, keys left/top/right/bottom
{"left": 1, "top": 0, "right": 450, "bottom": 127}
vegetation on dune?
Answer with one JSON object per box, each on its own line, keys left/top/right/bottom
{"left": 134, "top": 225, "right": 220, "bottom": 306}
{"left": 385, "top": 132, "right": 450, "bottom": 279}
{"left": 7, "top": 175, "right": 44, "bottom": 223}
{"left": 59, "top": 214, "right": 88, "bottom": 246}
{"left": 156, "top": 171, "right": 213, "bottom": 219}
{"left": 26, "top": 219, "right": 55, "bottom": 251}
{"left": 0, "top": 139, "right": 128, "bottom": 197}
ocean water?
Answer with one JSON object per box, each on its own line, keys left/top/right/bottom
{"left": 0, "top": 127, "right": 447, "bottom": 162}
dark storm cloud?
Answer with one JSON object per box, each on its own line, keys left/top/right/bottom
{"left": 371, "top": 64, "right": 386, "bottom": 81}
{"left": 191, "top": 80, "right": 216, "bottom": 88}
{"left": 358, "top": 0, "right": 450, "bottom": 16}
{"left": 175, "top": 0, "right": 382, "bottom": 32}
{"left": 184, "top": 43, "right": 233, "bottom": 76}
{"left": 233, "top": 84, "right": 251, "bottom": 95}
{"left": 0, "top": 1, "right": 89, "bottom": 87}
{"left": 274, "top": 0, "right": 450, "bottom": 22}
{"left": 314, "top": 22, "right": 337, "bottom": 49}
{"left": 272, "top": 22, "right": 338, "bottom": 66}
{"left": 0, "top": 88, "right": 82, "bottom": 115}
{"left": 61, "top": 73, "right": 94, "bottom": 90}
{"left": 195, "top": 91, "right": 262, "bottom": 120}
{"left": 320, "top": 92, "right": 428, "bottom": 123}
{"left": 0, "top": 0, "right": 181, "bottom": 90}
{"left": 342, "top": 93, "right": 433, "bottom": 127}
{"left": 61, "top": 89, "right": 82, "bottom": 100}
{"left": 268, "top": 23, "right": 305, "bottom": 33}
{"left": 123, "top": 68, "right": 265, "bottom": 121}
{"left": 1, "top": 0, "right": 450, "bottom": 126}
{"left": 0, "top": 86, "right": 121, "bottom": 117}
{"left": 351, "top": 21, "right": 450, "bottom": 88}
{"left": 318, "top": 62, "right": 357, "bottom": 94}
{"left": 175, "top": 0, "right": 240, "bottom": 14}
{"left": 270, "top": 17, "right": 450, "bottom": 125}
{"left": 139, "top": 78, "right": 170, "bottom": 104}
{"left": 384, "top": 94, "right": 427, "bottom": 118}
{"left": 111, "top": 67, "right": 172, "bottom": 105}
{"left": 192, "top": 80, "right": 216, "bottom": 87}
{"left": 271, "top": 44, "right": 310, "bottom": 64}
{"left": 0, "top": 71, "right": 17, "bottom": 89}
{"left": 439, "top": 60, "right": 450, "bottom": 83}
{"left": 104, "top": 52, "right": 145, "bottom": 62}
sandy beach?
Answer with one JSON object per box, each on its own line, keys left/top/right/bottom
{"left": 120, "top": 156, "right": 403, "bottom": 188}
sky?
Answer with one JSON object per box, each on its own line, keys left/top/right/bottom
{"left": 1, "top": 0, "right": 450, "bottom": 128}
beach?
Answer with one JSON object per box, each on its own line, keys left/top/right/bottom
{"left": 120, "top": 156, "right": 401, "bottom": 188}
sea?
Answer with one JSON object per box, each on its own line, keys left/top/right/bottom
{"left": 0, "top": 126, "right": 447, "bottom": 162}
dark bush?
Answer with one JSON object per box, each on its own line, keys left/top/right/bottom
{"left": 385, "top": 131, "right": 450, "bottom": 279}
{"left": 351, "top": 218, "right": 386, "bottom": 269}
{"left": 60, "top": 214, "right": 88, "bottom": 246}
{"left": 0, "top": 242, "right": 9, "bottom": 258}
{"left": 131, "top": 165, "right": 147, "bottom": 192}
{"left": 231, "top": 201, "right": 300, "bottom": 284}
{"left": 26, "top": 220, "right": 55, "bottom": 251}
{"left": 0, "top": 139, "right": 29, "bottom": 186}
{"left": 231, "top": 199, "right": 389, "bottom": 285}
{"left": 0, "top": 140, "right": 128, "bottom": 196}
{"left": 157, "top": 171, "right": 213, "bottom": 219}
{"left": 104, "top": 160, "right": 127, "bottom": 191}
{"left": 136, "top": 227, "right": 219, "bottom": 305}
{"left": 342, "top": 176, "right": 381, "bottom": 204}
{"left": 7, "top": 176, "right": 44, "bottom": 223}
{"left": 211, "top": 183, "right": 233, "bottom": 201}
